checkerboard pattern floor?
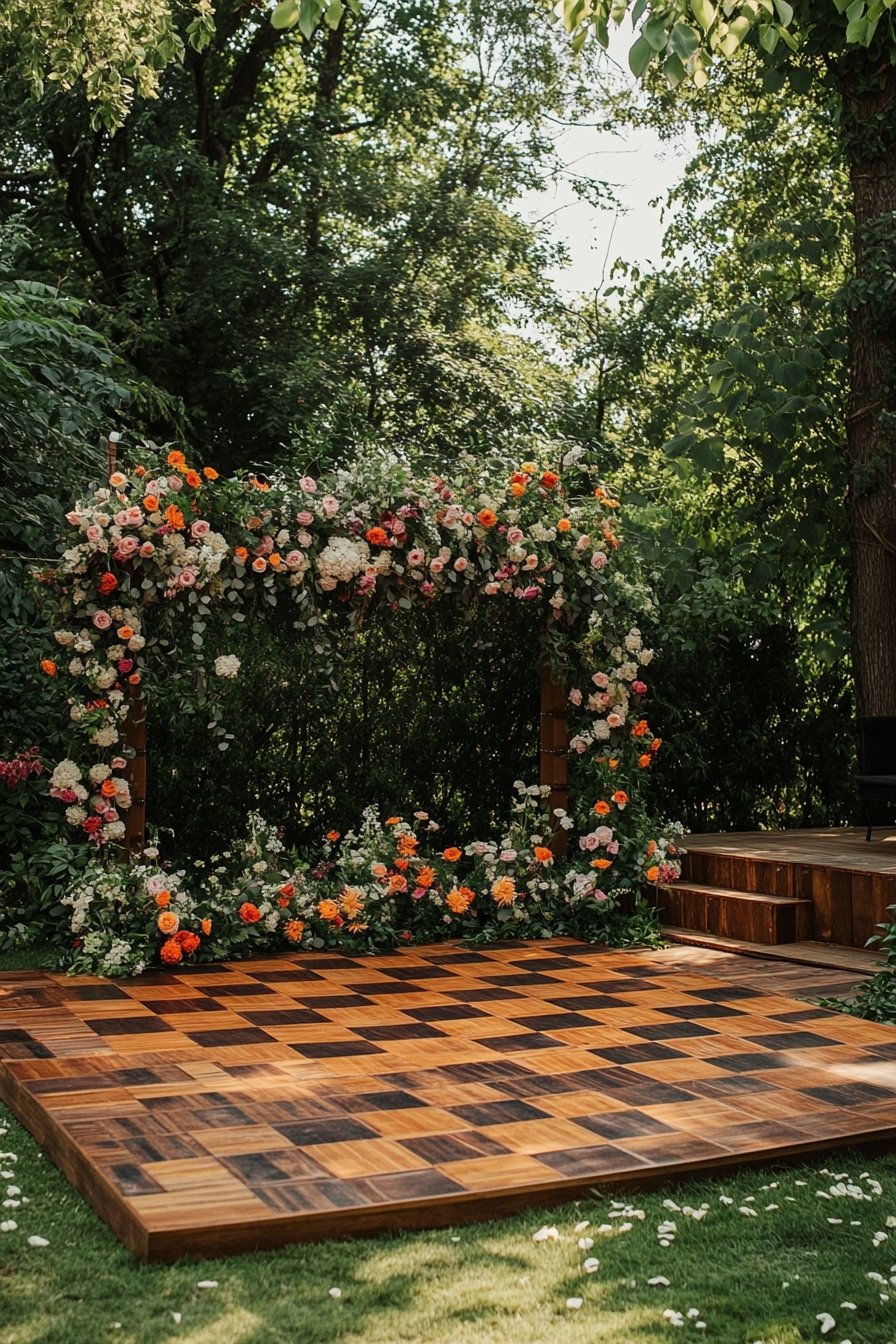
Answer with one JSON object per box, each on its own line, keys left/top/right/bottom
{"left": 2, "top": 939, "right": 896, "bottom": 1260}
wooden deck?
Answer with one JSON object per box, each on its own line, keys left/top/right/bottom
{"left": 660, "top": 827, "right": 896, "bottom": 949}
{"left": 3, "top": 939, "right": 896, "bottom": 1261}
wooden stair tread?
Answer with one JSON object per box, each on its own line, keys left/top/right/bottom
{"left": 669, "top": 882, "right": 812, "bottom": 907}
{"left": 662, "top": 927, "right": 879, "bottom": 973}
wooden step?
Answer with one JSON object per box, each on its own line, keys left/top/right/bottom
{"left": 661, "top": 928, "right": 879, "bottom": 974}
{"left": 655, "top": 881, "right": 813, "bottom": 945}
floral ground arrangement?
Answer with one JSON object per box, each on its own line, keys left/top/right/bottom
{"left": 30, "top": 445, "right": 681, "bottom": 976}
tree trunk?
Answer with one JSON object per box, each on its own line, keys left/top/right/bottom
{"left": 840, "top": 56, "right": 896, "bottom": 715}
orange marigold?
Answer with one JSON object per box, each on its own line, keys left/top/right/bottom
{"left": 509, "top": 482, "right": 526, "bottom": 497}
{"left": 415, "top": 865, "right": 436, "bottom": 889}
{"left": 184, "top": 469, "right": 201, "bottom": 488}
{"left": 631, "top": 719, "right": 650, "bottom": 737}
{"left": 202, "top": 466, "right": 219, "bottom": 480}
{"left": 164, "top": 503, "right": 185, "bottom": 529}
{"left": 366, "top": 526, "right": 390, "bottom": 547}
{"left": 166, "top": 450, "right": 186, "bottom": 467}
{"left": 612, "top": 790, "right": 629, "bottom": 808}
{"left": 645, "top": 865, "right": 660, "bottom": 883}
{"left": 234, "top": 546, "right": 249, "bottom": 562}
{"left": 143, "top": 495, "right": 159, "bottom": 512}
{"left": 154, "top": 890, "right": 172, "bottom": 908}
{"left": 100, "top": 779, "right": 117, "bottom": 798}
{"left": 285, "top": 919, "right": 305, "bottom": 943}
{"left": 175, "top": 930, "right": 201, "bottom": 955}
{"left": 385, "top": 816, "right": 401, "bottom": 826}
{"left": 594, "top": 800, "right": 611, "bottom": 816}
{"left": 442, "top": 847, "right": 462, "bottom": 862}
{"left": 157, "top": 910, "right": 179, "bottom": 935}
{"left": 117, "top": 625, "right": 135, "bottom": 640}
{"left": 533, "top": 846, "right": 553, "bottom": 863}
{"left": 39, "top": 659, "right": 57, "bottom": 677}
{"left": 160, "top": 937, "right": 182, "bottom": 965}
{"left": 446, "top": 886, "right": 474, "bottom": 915}
{"left": 557, "top": 518, "right": 571, "bottom": 532}
{"left": 638, "top": 753, "right": 652, "bottom": 768}
{"left": 238, "top": 901, "right": 261, "bottom": 924}
{"left": 491, "top": 876, "right": 517, "bottom": 906}
{"left": 397, "top": 834, "right": 418, "bottom": 856}
{"left": 340, "top": 887, "right": 364, "bottom": 918}
{"left": 540, "top": 470, "right": 559, "bottom": 490}
{"left": 317, "top": 899, "right": 339, "bottom": 921}
{"left": 591, "top": 857, "right": 613, "bottom": 870}
{"left": 201, "top": 918, "right": 212, "bottom": 936}
{"left": 476, "top": 508, "right": 497, "bottom": 527}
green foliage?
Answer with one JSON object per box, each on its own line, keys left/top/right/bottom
{"left": 820, "top": 909, "right": 896, "bottom": 1023}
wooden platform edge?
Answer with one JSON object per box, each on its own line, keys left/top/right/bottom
{"left": 0, "top": 1061, "right": 149, "bottom": 1259}
{"left": 662, "top": 928, "right": 879, "bottom": 974}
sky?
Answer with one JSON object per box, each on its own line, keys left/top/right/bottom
{"left": 515, "top": 34, "right": 695, "bottom": 300}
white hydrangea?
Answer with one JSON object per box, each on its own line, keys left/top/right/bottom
{"left": 92, "top": 726, "right": 119, "bottom": 748}
{"left": 65, "top": 805, "right": 87, "bottom": 826}
{"left": 214, "top": 655, "right": 241, "bottom": 679}
{"left": 624, "top": 629, "right": 643, "bottom": 653}
{"left": 316, "top": 536, "right": 369, "bottom": 584}
{"left": 88, "top": 764, "right": 112, "bottom": 783}
{"left": 593, "top": 720, "right": 611, "bottom": 741}
{"left": 54, "top": 630, "right": 76, "bottom": 646}
{"left": 50, "top": 760, "right": 82, "bottom": 790}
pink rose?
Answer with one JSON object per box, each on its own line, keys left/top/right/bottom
{"left": 111, "top": 757, "right": 127, "bottom": 770}
{"left": 506, "top": 527, "right": 524, "bottom": 544}
{"left": 285, "top": 550, "right": 305, "bottom": 570}
{"left": 607, "top": 712, "right": 623, "bottom": 728}
{"left": 515, "top": 584, "right": 540, "bottom": 600}
{"left": 484, "top": 582, "right": 500, "bottom": 595}
{"left": 115, "top": 510, "right": 131, "bottom": 527}
{"left": 126, "top": 507, "right": 143, "bottom": 525}
{"left": 569, "top": 688, "right": 583, "bottom": 706}
{"left": 632, "top": 680, "right": 647, "bottom": 694}
{"left": 296, "top": 510, "right": 314, "bottom": 525}
{"left": 92, "top": 610, "right": 112, "bottom": 630}
{"left": 524, "top": 554, "right": 538, "bottom": 570}
{"left": 191, "top": 519, "right": 211, "bottom": 538}
{"left": 117, "top": 536, "right": 139, "bottom": 555}
{"left": 462, "top": 512, "right": 474, "bottom": 526}
{"left": 500, "top": 849, "right": 518, "bottom": 862}
{"left": 595, "top": 826, "right": 613, "bottom": 845}
{"left": 592, "top": 672, "right": 609, "bottom": 688}
{"left": 322, "top": 495, "right": 339, "bottom": 517}
{"left": 139, "top": 542, "right": 155, "bottom": 558}
{"left": 576, "top": 535, "right": 590, "bottom": 551}
{"left": 52, "top": 787, "right": 78, "bottom": 804}
{"left": 65, "top": 511, "right": 81, "bottom": 526}
{"left": 358, "top": 573, "right": 376, "bottom": 593}
{"left": 167, "top": 475, "right": 183, "bottom": 492}
{"left": 591, "top": 551, "right": 608, "bottom": 569}
{"left": 579, "top": 833, "right": 600, "bottom": 852}
{"left": 607, "top": 840, "right": 619, "bottom": 855}
{"left": 420, "top": 581, "right": 435, "bottom": 596}
{"left": 177, "top": 568, "right": 197, "bottom": 587}
{"left": 594, "top": 889, "right": 608, "bottom": 902}
{"left": 299, "top": 476, "right": 317, "bottom": 493}
{"left": 429, "top": 558, "right": 445, "bottom": 574}
{"left": 85, "top": 525, "right": 103, "bottom": 544}
{"left": 407, "top": 548, "right": 425, "bottom": 567}
{"left": 453, "top": 557, "right": 469, "bottom": 572}
{"left": 117, "top": 659, "right": 134, "bottom": 674}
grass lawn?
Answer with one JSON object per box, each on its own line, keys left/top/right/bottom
{"left": 1, "top": 1099, "right": 896, "bottom": 1344}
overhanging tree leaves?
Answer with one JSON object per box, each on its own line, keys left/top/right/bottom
{"left": 558, "top": 0, "right": 896, "bottom": 718}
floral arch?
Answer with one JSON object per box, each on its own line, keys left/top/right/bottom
{"left": 41, "top": 441, "right": 682, "bottom": 976}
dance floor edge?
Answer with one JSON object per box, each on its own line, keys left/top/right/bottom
{"left": 3, "top": 939, "right": 896, "bottom": 1261}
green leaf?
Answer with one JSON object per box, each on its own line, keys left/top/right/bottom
{"left": 773, "top": 0, "right": 794, "bottom": 21}
{"left": 758, "top": 22, "right": 779, "bottom": 50}
{"left": 271, "top": 0, "right": 300, "bottom": 29}
{"left": 628, "top": 35, "right": 654, "bottom": 76}
{"left": 642, "top": 15, "right": 672, "bottom": 49}
{"left": 691, "top": 0, "right": 717, "bottom": 30}
{"left": 669, "top": 21, "right": 701, "bottom": 56}
{"left": 663, "top": 52, "right": 686, "bottom": 84}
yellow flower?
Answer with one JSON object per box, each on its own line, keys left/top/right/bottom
{"left": 491, "top": 876, "right": 516, "bottom": 907}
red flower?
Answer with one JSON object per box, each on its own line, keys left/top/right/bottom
{"left": 160, "top": 938, "right": 183, "bottom": 965}
{"left": 98, "top": 571, "right": 118, "bottom": 594}
{"left": 82, "top": 816, "right": 102, "bottom": 834}
{"left": 238, "top": 902, "right": 262, "bottom": 924}
{"left": 175, "top": 930, "right": 201, "bottom": 954}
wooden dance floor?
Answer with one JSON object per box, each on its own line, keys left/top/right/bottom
{"left": 3, "top": 939, "right": 896, "bottom": 1260}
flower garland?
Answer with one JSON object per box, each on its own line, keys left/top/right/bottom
{"left": 39, "top": 444, "right": 683, "bottom": 973}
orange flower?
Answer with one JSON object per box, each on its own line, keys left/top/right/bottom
{"left": 394, "top": 857, "right": 409, "bottom": 871}
{"left": 158, "top": 910, "right": 179, "bottom": 935}
{"left": 325, "top": 830, "right": 340, "bottom": 842}
{"left": 279, "top": 883, "right": 296, "bottom": 898}
{"left": 164, "top": 504, "right": 184, "bottom": 529}
{"left": 278, "top": 896, "right": 291, "bottom": 908}
{"left": 446, "top": 886, "right": 474, "bottom": 915}
{"left": 651, "top": 737, "right": 662, "bottom": 751}
{"left": 127, "top": 672, "right": 142, "bottom": 685}
{"left": 594, "top": 800, "right": 611, "bottom": 816}
{"left": 100, "top": 779, "right": 117, "bottom": 798}
{"left": 397, "top": 834, "right": 418, "bottom": 856}
{"left": 155, "top": 890, "right": 172, "bottom": 908}
{"left": 521, "top": 461, "right": 537, "bottom": 474}
{"left": 389, "top": 873, "right": 408, "bottom": 892}
{"left": 251, "top": 557, "right": 267, "bottom": 573}
{"left": 98, "top": 571, "right": 118, "bottom": 594}
{"left": 175, "top": 930, "right": 201, "bottom": 955}
{"left": 239, "top": 901, "right": 262, "bottom": 924}
{"left": 533, "top": 846, "right": 553, "bottom": 863}
{"left": 200, "top": 918, "right": 212, "bottom": 936}
{"left": 442, "top": 847, "right": 462, "bottom": 862}
{"left": 40, "top": 659, "right": 57, "bottom": 677}
{"left": 203, "top": 466, "right": 219, "bottom": 480}
{"left": 645, "top": 865, "right": 660, "bottom": 883}
{"left": 415, "top": 865, "right": 436, "bottom": 889}
{"left": 371, "top": 862, "right": 388, "bottom": 879}
{"left": 646, "top": 840, "right": 657, "bottom": 857}
{"left": 267, "top": 552, "right": 281, "bottom": 568}
{"left": 234, "top": 546, "right": 249, "bottom": 563}
{"left": 385, "top": 816, "right": 401, "bottom": 826}
{"left": 160, "top": 937, "right": 182, "bottom": 965}
{"left": 184, "top": 469, "right": 201, "bottom": 488}
{"left": 557, "top": 518, "right": 571, "bottom": 532}
{"left": 591, "top": 857, "right": 613, "bottom": 870}
{"left": 249, "top": 475, "right": 270, "bottom": 491}
{"left": 117, "top": 625, "right": 135, "bottom": 640}
{"left": 540, "top": 470, "right": 559, "bottom": 490}
{"left": 612, "top": 790, "right": 629, "bottom": 808}
{"left": 284, "top": 919, "right": 305, "bottom": 943}
{"left": 340, "top": 887, "right": 364, "bottom": 918}
{"left": 632, "top": 719, "right": 650, "bottom": 737}
{"left": 476, "top": 508, "right": 497, "bottom": 528}
{"left": 509, "top": 482, "right": 526, "bottom": 497}
{"left": 246, "top": 516, "right": 263, "bottom": 530}
{"left": 638, "top": 753, "right": 652, "bottom": 768}
{"left": 608, "top": 758, "right": 620, "bottom": 771}
{"left": 317, "top": 899, "right": 339, "bottom": 921}
{"left": 143, "top": 495, "right": 159, "bottom": 513}
{"left": 167, "top": 450, "right": 186, "bottom": 467}
{"left": 491, "top": 876, "right": 517, "bottom": 906}
{"left": 134, "top": 465, "right": 147, "bottom": 478}
{"left": 366, "top": 526, "right": 390, "bottom": 547}
{"left": 109, "top": 471, "right": 127, "bottom": 488}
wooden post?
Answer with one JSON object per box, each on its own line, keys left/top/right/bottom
{"left": 539, "top": 660, "right": 568, "bottom": 856}
{"left": 106, "top": 433, "right": 148, "bottom": 859}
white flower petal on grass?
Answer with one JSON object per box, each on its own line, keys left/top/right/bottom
{"left": 533, "top": 1225, "right": 560, "bottom": 1242}
{"left": 196, "top": 1281, "right": 218, "bottom": 1290}
{"left": 827, "top": 1218, "right": 843, "bottom": 1225}
{"left": 866, "top": 1272, "right": 886, "bottom": 1284}
{"left": 739, "top": 1207, "right": 758, "bottom": 1217}
{"left": 648, "top": 1277, "right": 670, "bottom": 1287}
{"left": 583, "top": 1258, "right": 600, "bottom": 1273}
{"left": 26, "top": 1236, "right": 48, "bottom": 1247}
{"left": 574, "top": 1220, "right": 590, "bottom": 1233}
{"left": 687, "top": 1308, "right": 700, "bottom": 1318}
{"left": 5, "top": 1186, "right": 20, "bottom": 1196}
{"left": 578, "top": 1237, "right": 594, "bottom": 1250}
{"left": 596, "top": 1224, "right": 614, "bottom": 1234}
{"left": 816, "top": 1314, "right": 836, "bottom": 1334}
{"left": 719, "top": 1195, "right": 734, "bottom": 1205}
{"left": 695, "top": 1323, "right": 707, "bottom": 1331}
{"left": 765, "top": 1204, "right": 779, "bottom": 1211}
{"left": 565, "top": 1297, "right": 583, "bottom": 1310}
{"left": 887, "top": 1216, "right": 896, "bottom": 1228}
{"left": 328, "top": 1288, "right": 342, "bottom": 1299}
{"left": 839, "top": 1302, "right": 857, "bottom": 1310}
{"left": 171, "top": 1313, "right": 182, "bottom": 1325}
{"left": 873, "top": 1231, "right": 888, "bottom": 1247}
{"left": 0, "top": 1220, "right": 17, "bottom": 1232}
